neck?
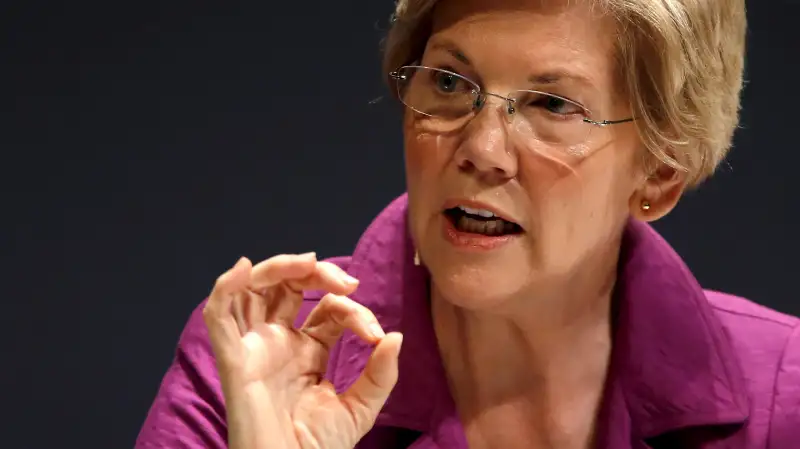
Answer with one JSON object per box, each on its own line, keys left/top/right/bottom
{"left": 432, "top": 276, "right": 614, "bottom": 402}
{"left": 431, "top": 244, "right": 620, "bottom": 448}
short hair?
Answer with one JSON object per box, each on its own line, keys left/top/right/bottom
{"left": 382, "top": 0, "right": 748, "bottom": 186}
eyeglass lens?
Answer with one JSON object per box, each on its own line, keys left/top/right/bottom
{"left": 394, "top": 66, "right": 594, "bottom": 148}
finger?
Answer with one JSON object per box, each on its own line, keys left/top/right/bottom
{"left": 301, "top": 294, "right": 385, "bottom": 350}
{"left": 235, "top": 289, "right": 266, "bottom": 333}
{"left": 270, "top": 262, "right": 360, "bottom": 323}
{"left": 248, "top": 253, "right": 319, "bottom": 291}
{"left": 247, "top": 253, "right": 320, "bottom": 326}
{"left": 203, "top": 257, "right": 252, "bottom": 355}
{"left": 204, "top": 257, "right": 252, "bottom": 321}
{"left": 246, "top": 289, "right": 267, "bottom": 331}
{"left": 340, "top": 332, "right": 403, "bottom": 435}
{"left": 232, "top": 290, "right": 247, "bottom": 334}
{"left": 285, "top": 261, "right": 360, "bottom": 296}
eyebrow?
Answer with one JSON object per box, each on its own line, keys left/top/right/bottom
{"left": 428, "top": 41, "right": 471, "bottom": 66}
{"left": 427, "top": 40, "right": 597, "bottom": 91}
{"left": 527, "top": 71, "right": 596, "bottom": 90}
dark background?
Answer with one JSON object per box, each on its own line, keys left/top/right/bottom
{"left": 4, "top": 1, "right": 798, "bottom": 448}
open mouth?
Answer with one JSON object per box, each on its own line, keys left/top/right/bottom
{"left": 444, "top": 206, "right": 523, "bottom": 237}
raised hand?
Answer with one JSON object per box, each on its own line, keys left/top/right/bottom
{"left": 203, "top": 253, "right": 403, "bottom": 449}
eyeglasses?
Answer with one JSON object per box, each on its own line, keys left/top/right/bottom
{"left": 389, "top": 65, "right": 633, "bottom": 150}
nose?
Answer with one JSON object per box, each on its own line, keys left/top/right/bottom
{"left": 454, "top": 105, "right": 518, "bottom": 184}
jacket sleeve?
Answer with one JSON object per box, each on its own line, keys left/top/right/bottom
{"left": 134, "top": 256, "right": 352, "bottom": 448}
{"left": 134, "top": 300, "right": 228, "bottom": 448}
{"left": 767, "top": 321, "right": 800, "bottom": 448}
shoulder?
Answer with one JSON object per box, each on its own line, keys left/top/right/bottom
{"left": 703, "top": 290, "right": 800, "bottom": 445}
{"left": 705, "top": 289, "right": 798, "bottom": 328}
{"left": 704, "top": 289, "right": 798, "bottom": 357}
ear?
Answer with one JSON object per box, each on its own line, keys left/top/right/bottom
{"left": 629, "top": 162, "right": 688, "bottom": 222}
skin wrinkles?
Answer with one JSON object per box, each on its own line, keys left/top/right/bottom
{"left": 402, "top": 1, "right": 687, "bottom": 448}
{"left": 507, "top": 116, "right": 580, "bottom": 178}
{"left": 431, "top": 2, "right": 612, "bottom": 102}
{"left": 406, "top": 4, "right": 640, "bottom": 296}
{"left": 427, "top": 36, "right": 601, "bottom": 108}
{"left": 407, "top": 76, "right": 610, "bottom": 182}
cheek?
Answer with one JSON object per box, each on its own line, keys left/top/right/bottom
{"left": 518, "top": 145, "right": 635, "bottom": 259}
{"left": 404, "top": 136, "right": 427, "bottom": 181}
{"left": 403, "top": 119, "right": 452, "bottom": 185}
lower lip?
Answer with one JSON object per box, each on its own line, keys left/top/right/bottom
{"left": 441, "top": 215, "right": 519, "bottom": 251}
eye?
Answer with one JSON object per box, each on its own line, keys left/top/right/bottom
{"left": 526, "top": 93, "right": 584, "bottom": 116}
{"left": 544, "top": 96, "right": 566, "bottom": 113}
{"left": 432, "top": 70, "right": 465, "bottom": 94}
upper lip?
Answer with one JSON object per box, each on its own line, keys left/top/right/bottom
{"left": 442, "top": 198, "right": 522, "bottom": 226}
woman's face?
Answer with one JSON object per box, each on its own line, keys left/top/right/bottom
{"left": 405, "top": 0, "right": 682, "bottom": 309}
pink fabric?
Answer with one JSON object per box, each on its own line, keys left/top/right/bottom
{"left": 135, "top": 194, "right": 800, "bottom": 449}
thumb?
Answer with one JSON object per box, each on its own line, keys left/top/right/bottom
{"left": 340, "top": 332, "right": 403, "bottom": 435}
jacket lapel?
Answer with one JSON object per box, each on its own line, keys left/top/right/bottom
{"left": 331, "top": 196, "right": 751, "bottom": 448}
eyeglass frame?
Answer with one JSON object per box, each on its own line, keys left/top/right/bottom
{"left": 388, "top": 64, "right": 635, "bottom": 128}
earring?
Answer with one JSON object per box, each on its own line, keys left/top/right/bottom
{"left": 413, "top": 250, "right": 421, "bottom": 266}
{"left": 641, "top": 200, "right": 651, "bottom": 211}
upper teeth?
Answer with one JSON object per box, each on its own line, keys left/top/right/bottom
{"left": 458, "top": 205, "right": 496, "bottom": 218}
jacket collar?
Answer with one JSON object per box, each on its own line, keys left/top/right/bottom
{"left": 595, "top": 219, "right": 750, "bottom": 443}
{"left": 330, "top": 193, "right": 750, "bottom": 444}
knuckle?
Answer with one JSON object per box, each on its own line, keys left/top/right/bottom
{"left": 201, "top": 303, "right": 216, "bottom": 323}
{"left": 213, "top": 274, "right": 225, "bottom": 288}
{"left": 332, "top": 295, "right": 356, "bottom": 312}
{"left": 203, "top": 291, "right": 230, "bottom": 323}
{"left": 213, "top": 270, "right": 232, "bottom": 290}
{"left": 271, "top": 253, "right": 296, "bottom": 265}
{"left": 264, "top": 254, "right": 285, "bottom": 265}
{"left": 316, "top": 293, "right": 338, "bottom": 311}
{"left": 317, "top": 261, "right": 341, "bottom": 273}
{"left": 317, "top": 294, "right": 352, "bottom": 320}
{"left": 349, "top": 300, "right": 375, "bottom": 319}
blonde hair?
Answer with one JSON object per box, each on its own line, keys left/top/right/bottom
{"left": 382, "top": 0, "right": 747, "bottom": 186}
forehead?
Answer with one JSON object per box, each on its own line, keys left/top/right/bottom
{"left": 429, "top": 0, "right": 618, "bottom": 88}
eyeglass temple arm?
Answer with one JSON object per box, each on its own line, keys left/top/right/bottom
{"left": 583, "top": 117, "right": 635, "bottom": 126}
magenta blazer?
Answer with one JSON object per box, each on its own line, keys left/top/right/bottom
{"left": 136, "top": 194, "right": 800, "bottom": 449}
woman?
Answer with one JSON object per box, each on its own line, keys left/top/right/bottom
{"left": 136, "top": 0, "right": 799, "bottom": 448}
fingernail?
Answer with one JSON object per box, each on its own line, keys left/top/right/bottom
{"left": 370, "top": 323, "right": 386, "bottom": 339}
{"left": 342, "top": 272, "right": 359, "bottom": 285}
{"left": 299, "top": 252, "right": 317, "bottom": 260}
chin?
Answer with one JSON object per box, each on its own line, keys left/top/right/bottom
{"left": 410, "top": 209, "right": 537, "bottom": 311}
{"left": 425, "top": 248, "right": 534, "bottom": 311}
